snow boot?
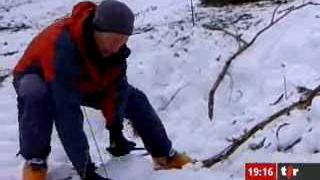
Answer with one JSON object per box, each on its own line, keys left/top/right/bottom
{"left": 153, "top": 152, "right": 192, "bottom": 169}
{"left": 22, "top": 159, "right": 47, "bottom": 180}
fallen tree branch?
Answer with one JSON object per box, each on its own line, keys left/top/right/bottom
{"left": 277, "top": 137, "right": 302, "bottom": 152}
{"left": 202, "top": 83, "right": 320, "bottom": 168}
{"left": 0, "top": 23, "right": 31, "bottom": 32}
{"left": 0, "top": 69, "right": 12, "bottom": 86}
{"left": 278, "top": 1, "right": 320, "bottom": 14}
{"left": 203, "top": 24, "right": 249, "bottom": 46}
{"left": 158, "top": 83, "right": 190, "bottom": 111}
{"left": 275, "top": 122, "right": 290, "bottom": 139}
{"left": 133, "top": 25, "right": 155, "bottom": 35}
{"left": 271, "top": 4, "right": 282, "bottom": 23}
{"left": 0, "top": 50, "right": 18, "bottom": 57}
{"left": 248, "top": 137, "right": 266, "bottom": 151}
{"left": 170, "top": 36, "right": 191, "bottom": 48}
{"left": 133, "top": 19, "right": 187, "bottom": 35}
{"left": 207, "top": 1, "right": 320, "bottom": 120}
{"left": 270, "top": 93, "right": 284, "bottom": 106}
{"left": 231, "top": 13, "right": 254, "bottom": 25}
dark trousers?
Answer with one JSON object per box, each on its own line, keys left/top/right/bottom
{"left": 13, "top": 74, "right": 172, "bottom": 162}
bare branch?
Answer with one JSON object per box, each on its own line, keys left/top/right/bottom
{"left": 207, "top": 2, "right": 320, "bottom": 120}
{"left": 271, "top": 3, "right": 282, "bottom": 24}
{"left": 248, "top": 137, "right": 266, "bottom": 151}
{"left": 226, "top": 72, "right": 234, "bottom": 104}
{"left": 0, "top": 23, "right": 31, "bottom": 32}
{"left": 208, "top": 44, "right": 246, "bottom": 119}
{"left": 277, "top": 137, "right": 302, "bottom": 152}
{"left": 133, "top": 25, "right": 155, "bottom": 35}
{"left": 275, "top": 122, "right": 290, "bottom": 140}
{"left": 230, "top": 24, "right": 243, "bottom": 50}
{"left": 0, "top": 51, "right": 18, "bottom": 57}
{"left": 296, "top": 86, "right": 312, "bottom": 93}
{"left": 270, "top": 93, "right": 284, "bottom": 106}
{"left": 133, "top": 19, "right": 187, "bottom": 35}
{"left": 170, "top": 36, "right": 191, "bottom": 48}
{"left": 0, "top": 69, "right": 12, "bottom": 86}
{"left": 203, "top": 24, "right": 249, "bottom": 46}
{"left": 158, "top": 83, "right": 190, "bottom": 111}
{"left": 202, "top": 83, "right": 320, "bottom": 168}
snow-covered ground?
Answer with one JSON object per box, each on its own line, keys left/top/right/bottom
{"left": 1, "top": 0, "right": 320, "bottom": 179}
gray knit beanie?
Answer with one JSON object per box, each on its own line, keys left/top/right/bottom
{"left": 93, "top": 0, "right": 134, "bottom": 35}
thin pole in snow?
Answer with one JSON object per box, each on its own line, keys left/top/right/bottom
{"left": 83, "top": 107, "right": 109, "bottom": 178}
{"left": 190, "top": 0, "right": 195, "bottom": 26}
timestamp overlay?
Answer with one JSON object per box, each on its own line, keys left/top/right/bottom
{"left": 245, "top": 163, "right": 320, "bottom": 180}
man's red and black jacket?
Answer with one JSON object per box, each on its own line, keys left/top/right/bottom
{"left": 14, "top": 1, "right": 130, "bottom": 127}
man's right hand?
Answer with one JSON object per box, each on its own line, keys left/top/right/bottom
{"left": 83, "top": 163, "right": 113, "bottom": 180}
{"left": 88, "top": 172, "right": 113, "bottom": 180}
{"left": 85, "top": 171, "right": 113, "bottom": 180}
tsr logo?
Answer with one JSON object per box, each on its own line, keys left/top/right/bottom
{"left": 280, "top": 166, "right": 299, "bottom": 179}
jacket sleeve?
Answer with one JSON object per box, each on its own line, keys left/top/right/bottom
{"left": 102, "top": 74, "right": 129, "bottom": 128}
{"left": 49, "top": 30, "right": 92, "bottom": 175}
{"left": 101, "top": 45, "right": 131, "bottom": 128}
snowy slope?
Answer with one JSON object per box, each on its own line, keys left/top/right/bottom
{"left": 1, "top": 0, "right": 320, "bottom": 179}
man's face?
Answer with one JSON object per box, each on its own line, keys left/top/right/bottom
{"left": 93, "top": 31, "right": 129, "bottom": 57}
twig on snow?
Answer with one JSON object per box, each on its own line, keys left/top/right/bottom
{"left": 0, "top": 51, "right": 18, "bottom": 57}
{"left": 0, "top": 69, "right": 12, "bottom": 86}
{"left": 277, "top": 137, "right": 302, "bottom": 152}
{"left": 158, "top": 83, "right": 190, "bottom": 111}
